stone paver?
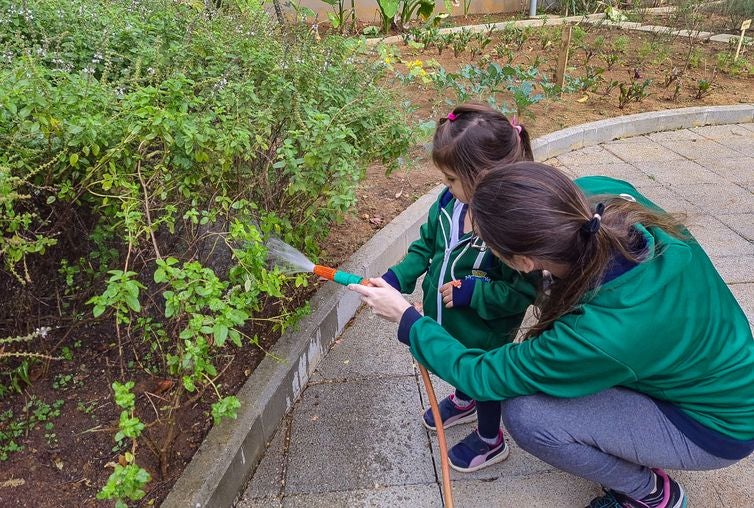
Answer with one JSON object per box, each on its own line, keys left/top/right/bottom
{"left": 239, "top": 123, "right": 754, "bottom": 507}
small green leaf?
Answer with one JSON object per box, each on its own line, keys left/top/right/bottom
{"left": 124, "top": 294, "right": 141, "bottom": 313}
{"left": 69, "top": 154, "right": 79, "bottom": 166}
{"left": 213, "top": 323, "right": 228, "bottom": 346}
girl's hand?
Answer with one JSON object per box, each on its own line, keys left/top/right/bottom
{"left": 348, "top": 277, "right": 412, "bottom": 323}
{"left": 439, "top": 280, "right": 462, "bottom": 308}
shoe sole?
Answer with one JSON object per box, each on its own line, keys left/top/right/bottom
{"left": 673, "top": 484, "right": 687, "bottom": 508}
{"left": 449, "top": 443, "right": 510, "bottom": 473}
{"left": 422, "top": 411, "right": 477, "bottom": 432}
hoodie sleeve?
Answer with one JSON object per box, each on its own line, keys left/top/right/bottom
{"left": 467, "top": 265, "right": 537, "bottom": 319}
{"left": 406, "top": 313, "right": 637, "bottom": 402}
{"left": 388, "top": 193, "right": 443, "bottom": 294}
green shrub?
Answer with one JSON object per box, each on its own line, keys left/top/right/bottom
{"left": 0, "top": 0, "right": 413, "bottom": 475}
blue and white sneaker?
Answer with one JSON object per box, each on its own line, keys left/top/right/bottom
{"left": 448, "top": 429, "right": 509, "bottom": 472}
{"left": 422, "top": 394, "right": 477, "bottom": 431}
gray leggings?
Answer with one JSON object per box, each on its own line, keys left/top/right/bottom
{"left": 501, "top": 388, "right": 738, "bottom": 499}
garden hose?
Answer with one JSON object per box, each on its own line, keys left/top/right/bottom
{"left": 418, "top": 363, "right": 455, "bottom": 508}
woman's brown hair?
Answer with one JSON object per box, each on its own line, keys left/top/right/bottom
{"left": 471, "top": 161, "right": 686, "bottom": 339}
{"left": 432, "top": 102, "right": 533, "bottom": 198}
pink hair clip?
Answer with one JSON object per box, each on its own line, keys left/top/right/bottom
{"left": 447, "top": 112, "right": 457, "bottom": 121}
{"left": 510, "top": 117, "right": 523, "bottom": 135}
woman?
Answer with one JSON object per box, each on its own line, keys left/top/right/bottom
{"left": 349, "top": 162, "right": 754, "bottom": 508}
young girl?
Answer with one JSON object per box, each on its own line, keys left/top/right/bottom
{"left": 379, "top": 103, "right": 537, "bottom": 472}
{"left": 353, "top": 162, "right": 754, "bottom": 507}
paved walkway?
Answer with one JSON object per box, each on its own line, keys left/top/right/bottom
{"left": 238, "top": 123, "right": 754, "bottom": 507}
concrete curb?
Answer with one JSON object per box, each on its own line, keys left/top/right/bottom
{"left": 162, "top": 104, "right": 753, "bottom": 508}
{"left": 532, "top": 104, "right": 754, "bottom": 162}
{"left": 161, "top": 185, "right": 444, "bottom": 508}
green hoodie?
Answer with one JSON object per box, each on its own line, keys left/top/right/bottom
{"left": 404, "top": 177, "right": 754, "bottom": 440}
{"left": 388, "top": 188, "right": 536, "bottom": 351}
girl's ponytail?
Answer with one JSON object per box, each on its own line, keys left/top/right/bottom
{"left": 471, "top": 162, "right": 685, "bottom": 339}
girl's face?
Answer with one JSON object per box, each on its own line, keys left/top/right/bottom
{"left": 440, "top": 168, "right": 469, "bottom": 203}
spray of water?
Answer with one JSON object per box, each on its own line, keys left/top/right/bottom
{"left": 266, "top": 238, "right": 315, "bottom": 275}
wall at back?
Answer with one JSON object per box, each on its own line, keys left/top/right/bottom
{"left": 292, "top": 0, "right": 530, "bottom": 25}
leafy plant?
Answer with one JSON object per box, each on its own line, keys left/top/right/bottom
{"left": 0, "top": 396, "right": 63, "bottom": 460}
{"left": 398, "top": 0, "right": 435, "bottom": 29}
{"left": 501, "top": 24, "right": 535, "bottom": 52}
{"left": 97, "top": 381, "right": 151, "bottom": 508}
{"left": 452, "top": 28, "right": 474, "bottom": 57}
{"left": 663, "top": 66, "right": 683, "bottom": 88}
{"left": 612, "top": 35, "right": 630, "bottom": 54}
{"left": 538, "top": 26, "right": 563, "bottom": 50}
{"left": 493, "top": 41, "right": 513, "bottom": 63}
{"left": 694, "top": 74, "right": 715, "bottom": 99}
{"left": 375, "top": 0, "right": 434, "bottom": 33}
{"left": 320, "top": 0, "right": 353, "bottom": 33}
{"left": 469, "top": 30, "right": 493, "bottom": 59}
{"left": 618, "top": 78, "right": 652, "bottom": 109}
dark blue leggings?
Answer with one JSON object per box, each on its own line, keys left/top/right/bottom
{"left": 456, "top": 389, "right": 501, "bottom": 439}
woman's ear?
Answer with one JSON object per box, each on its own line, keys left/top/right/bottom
{"left": 509, "top": 255, "right": 537, "bottom": 273}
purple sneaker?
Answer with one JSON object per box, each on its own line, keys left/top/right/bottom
{"left": 448, "top": 429, "right": 509, "bottom": 472}
{"left": 422, "top": 394, "right": 477, "bottom": 431}
{"left": 585, "top": 468, "right": 687, "bottom": 508}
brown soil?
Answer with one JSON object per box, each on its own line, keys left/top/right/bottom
{"left": 1, "top": 19, "right": 752, "bottom": 508}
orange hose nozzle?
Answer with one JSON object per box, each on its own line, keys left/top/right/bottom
{"left": 313, "top": 265, "right": 336, "bottom": 281}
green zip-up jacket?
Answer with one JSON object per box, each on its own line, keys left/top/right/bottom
{"left": 402, "top": 177, "right": 754, "bottom": 440}
{"left": 386, "top": 188, "right": 536, "bottom": 351}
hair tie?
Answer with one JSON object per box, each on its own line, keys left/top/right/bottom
{"left": 447, "top": 112, "right": 457, "bottom": 121}
{"left": 510, "top": 117, "right": 523, "bottom": 135}
{"left": 581, "top": 202, "right": 605, "bottom": 235}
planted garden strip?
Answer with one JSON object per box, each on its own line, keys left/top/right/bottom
{"left": 167, "top": 106, "right": 753, "bottom": 508}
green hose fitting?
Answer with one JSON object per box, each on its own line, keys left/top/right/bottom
{"left": 333, "top": 270, "right": 365, "bottom": 286}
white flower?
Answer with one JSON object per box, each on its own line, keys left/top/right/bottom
{"left": 35, "top": 326, "right": 51, "bottom": 338}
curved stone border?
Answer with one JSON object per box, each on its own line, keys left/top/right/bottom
{"left": 532, "top": 104, "right": 754, "bottom": 162}
{"left": 162, "top": 104, "right": 753, "bottom": 508}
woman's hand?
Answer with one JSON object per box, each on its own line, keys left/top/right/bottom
{"left": 348, "top": 277, "right": 412, "bottom": 323}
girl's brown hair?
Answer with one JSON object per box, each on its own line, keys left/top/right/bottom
{"left": 432, "top": 102, "right": 533, "bottom": 198}
{"left": 471, "top": 161, "right": 686, "bottom": 339}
